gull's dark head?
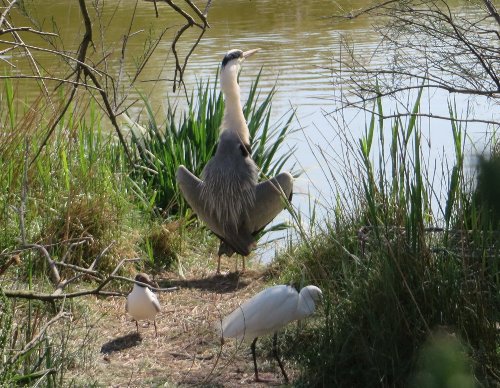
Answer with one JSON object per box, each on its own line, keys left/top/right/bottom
{"left": 134, "top": 273, "right": 155, "bottom": 288}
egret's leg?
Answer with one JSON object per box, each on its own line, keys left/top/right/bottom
{"left": 273, "top": 332, "right": 289, "bottom": 383}
{"left": 135, "top": 320, "right": 139, "bottom": 333}
{"left": 251, "top": 337, "right": 260, "bottom": 381}
{"left": 154, "top": 319, "right": 158, "bottom": 337}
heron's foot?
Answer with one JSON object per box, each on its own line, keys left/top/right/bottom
{"left": 253, "top": 375, "right": 278, "bottom": 383}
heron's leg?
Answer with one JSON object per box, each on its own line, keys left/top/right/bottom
{"left": 242, "top": 256, "right": 246, "bottom": 272}
{"left": 154, "top": 319, "right": 158, "bottom": 337}
{"left": 217, "top": 254, "right": 222, "bottom": 274}
{"left": 273, "top": 332, "right": 289, "bottom": 383}
{"left": 135, "top": 320, "right": 139, "bottom": 333}
{"left": 251, "top": 337, "right": 260, "bottom": 381}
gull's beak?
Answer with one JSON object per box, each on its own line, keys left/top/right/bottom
{"left": 242, "top": 48, "right": 261, "bottom": 59}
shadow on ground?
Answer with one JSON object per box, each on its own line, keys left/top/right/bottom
{"left": 100, "top": 332, "right": 142, "bottom": 354}
{"left": 160, "top": 271, "right": 258, "bottom": 293}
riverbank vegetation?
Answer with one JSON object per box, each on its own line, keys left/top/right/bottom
{"left": 1, "top": 0, "right": 499, "bottom": 386}
{"left": 274, "top": 98, "right": 499, "bottom": 386}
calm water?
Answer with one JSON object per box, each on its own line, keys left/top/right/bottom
{"left": 3, "top": 0, "right": 496, "bottom": 260}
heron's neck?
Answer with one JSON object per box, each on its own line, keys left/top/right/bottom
{"left": 221, "top": 68, "right": 250, "bottom": 145}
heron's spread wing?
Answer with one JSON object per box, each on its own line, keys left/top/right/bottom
{"left": 177, "top": 165, "right": 255, "bottom": 256}
{"left": 176, "top": 165, "right": 223, "bottom": 235}
{"left": 248, "top": 172, "right": 293, "bottom": 233}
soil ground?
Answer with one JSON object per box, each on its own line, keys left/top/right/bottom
{"left": 65, "top": 257, "right": 296, "bottom": 387}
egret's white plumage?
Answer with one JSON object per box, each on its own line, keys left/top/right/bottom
{"left": 176, "top": 48, "right": 294, "bottom": 273}
{"left": 126, "top": 273, "right": 161, "bottom": 336}
{"left": 219, "top": 284, "right": 322, "bottom": 382}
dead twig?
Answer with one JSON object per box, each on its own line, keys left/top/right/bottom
{"left": 7, "top": 304, "right": 71, "bottom": 366}
{"left": 30, "top": 0, "right": 132, "bottom": 165}
{"left": 164, "top": 0, "right": 212, "bottom": 92}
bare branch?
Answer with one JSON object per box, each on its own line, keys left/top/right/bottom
{"left": 22, "top": 244, "right": 61, "bottom": 285}
{"left": 8, "top": 306, "right": 71, "bottom": 366}
{"left": 0, "top": 75, "right": 103, "bottom": 90}
{"left": 0, "top": 26, "right": 58, "bottom": 36}
{"left": 162, "top": 0, "right": 211, "bottom": 92}
{"left": 483, "top": 0, "right": 500, "bottom": 27}
{"left": 328, "top": 0, "right": 499, "bottom": 125}
{"left": 30, "top": 0, "right": 131, "bottom": 165}
{"left": 3, "top": 257, "right": 179, "bottom": 301}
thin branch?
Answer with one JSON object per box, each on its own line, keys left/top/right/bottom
{"left": 29, "top": 0, "right": 131, "bottom": 165}
{"left": 22, "top": 244, "right": 61, "bottom": 285}
{"left": 0, "top": 0, "right": 17, "bottom": 28}
{"left": 0, "top": 26, "right": 58, "bottom": 36}
{"left": 325, "top": 0, "right": 400, "bottom": 20}
{"left": 3, "top": 289, "right": 125, "bottom": 300}
{"left": 328, "top": 105, "right": 499, "bottom": 127}
{"left": 163, "top": 0, "right": 211, "bottom": 92}
{"left": 3, "top": 258, "right": 179, "bottom": 301}
{"left": 0, "top": 75, "right": 103, "bottom": 90}
{"left": 0, "top": 39, "right": 104, "bottom": 75}
{"left": 8, "top": 306, "right": 71, "bottom": 366}
{"left": 3, "top": 18, "right": 54, "bottom": 109}
{"left": 483, "top": 0, "right": 500, "bottom": 27}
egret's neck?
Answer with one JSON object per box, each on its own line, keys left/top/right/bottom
{"left": 220, "top": 65, "right": 250, "bottom": 145}
{"left": 296, "top": 291, "right": 316, "bottom": 320}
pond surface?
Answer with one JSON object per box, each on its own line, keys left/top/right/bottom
{"left": 3, "top": 0, "right": 496, "bottom": 260}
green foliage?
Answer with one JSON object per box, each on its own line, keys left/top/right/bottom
{"left": 0, "top": 93, "right": 145, "bottom": 275}
{"left": 0, "top": 291, "right": 57, "bottom": 386}
{"left": 275, "top": 92, "right": 499, "bottom": 387}
{"left": 411, "top": 332, "right": 475, "bottom": 388}
{"left": 130, "top": 70, "right": 296, "bottom": 217}
{"left": 474, "top": 155, "right": 500, "bottom": 228}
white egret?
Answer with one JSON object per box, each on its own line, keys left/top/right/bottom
{"left": 219, "top": 284, "right": 322, "bottom": 382}
{"left": 176, "top": 48, "right": 294, "bottom": 273}
{"left": 126, "top": 273, "right": 161, "bottom": 337}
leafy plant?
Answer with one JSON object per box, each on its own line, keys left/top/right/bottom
{"left": 130, "top": 70, "right": 297, "bottom": 217}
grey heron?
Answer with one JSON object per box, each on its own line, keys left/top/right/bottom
{"left": 219, "top": 284, "right": 323, "bottom": 382}
{"left": 126, "top": 273, "right": 161, "bottom": 337}
{"left": 176, "top": 48, "right": 293, "bottom": 273}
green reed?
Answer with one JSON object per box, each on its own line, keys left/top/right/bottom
{"left": 130, "top": 70, "right": 297, "bottom": 217}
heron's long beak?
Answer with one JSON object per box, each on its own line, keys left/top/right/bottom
{"left": 243, "top": 48, "right": 261, "bottom": 59}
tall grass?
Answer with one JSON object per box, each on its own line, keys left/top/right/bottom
{"left": 275, "top": 94, "right": 499, "bottom": 386}
{"left": 0, "top": 92, "right": 145, "bottom": 273}
{"left": 0, "top": 79, "right": 149, "bottom": 385}
{"left": 130, "top": 70, "right": 296, "bottom": 217}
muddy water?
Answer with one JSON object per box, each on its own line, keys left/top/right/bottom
{"left": 2, "top": 0, "right": 491, "bottom": 260}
